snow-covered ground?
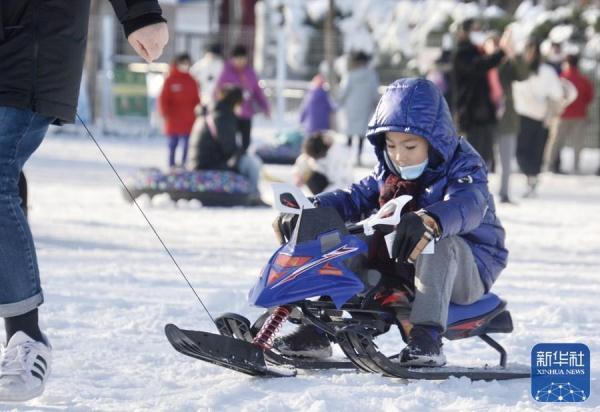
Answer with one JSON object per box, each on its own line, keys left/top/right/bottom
{"left": 2, "top": 126, "right": 600, "bottom": 411}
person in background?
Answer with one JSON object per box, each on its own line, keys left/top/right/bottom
{"left": 190, "top": 43, "right": 224, "bottom": 114}
{"left": 0, "top": 0, "right": 168, "bottom": 401}
{"left": 426, "top": 62, "right": 449, "bottom": 102}
{"left": 292, "top": 131, "right": 353, "bottom": 195}
{"left": 158, "top": 53, "right": 200, "bottom": 169}
{"left": 512, "top": 40, "right": 567, "bottom": 198}
{"left": 545, "top": 53, "right": 594, "bottom": 174}
{"left": 427, "top": 34, "right": 456, "bottom": 106}
{"left": 189, "top": 86, "right": 266, "bottom": 206}
{"left": 484, "top": 31, "right": 522, "bottom": 204}
{"left": 338, "top": 51, "right": 380, "bottom": 166}
{"left": 545, "top": 42, "right": 565, "bottom": 75}
{"left": 452, "top": 19, "right": 509, "bottom": 170}
{"left": 215, "top": 45, "right": 271, "bottom": 156}
{"left": 299, "top": 74, "right": 337, "bottom": 136}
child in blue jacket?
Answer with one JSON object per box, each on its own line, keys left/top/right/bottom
{"left": 276, "top": 78, "right": 508, "bottom": 366}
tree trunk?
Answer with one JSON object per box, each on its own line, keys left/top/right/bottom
{"left": 324, "top": 0, "right": 336, "bottom": 94}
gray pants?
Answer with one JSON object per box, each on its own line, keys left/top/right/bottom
{"left": 410, "top": 236, "right": 485, "bottom": 331}
{"left": 237, "top": 153, "right": 262, "bottom": 195}
{"left": 545, "top": 118, "right": 588, "bottom": 173}
{"left": 496, "top": 133, "right": 516, "bottom": 199}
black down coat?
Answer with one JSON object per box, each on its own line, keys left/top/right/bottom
{"left": 189, "top": 101, "right": 240, "bottom": 172}
{"left": 0, "top": 0, "right": 165, "bottom": 123}
{"left": 451, "top": 39, "right": 504, "bottom": 131}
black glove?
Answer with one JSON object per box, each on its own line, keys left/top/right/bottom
{"left": 273, "top": 213, "right": 299, "bottom": 244}
{"left": 392, "top": 212, "right": 428, "bottom": 263}
{"left": 305, "top": 171, "right": 329, "bottom": 195}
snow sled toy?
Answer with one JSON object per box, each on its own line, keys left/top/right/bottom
{"left": 124, "top": 168, "right": 251, "bottom": 206}
{"left": 165, "top": 185, "right": 530, "bottom": 381}
{"left": 254, "top": 130, "right": 304, "bottom": 165}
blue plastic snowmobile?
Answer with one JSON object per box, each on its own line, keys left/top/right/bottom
{"left": 165, "top": 185, "right": 530, "bottom": 381}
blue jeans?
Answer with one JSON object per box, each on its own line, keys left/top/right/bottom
{"left": 167, "top": 134, "right": 189, "bottom": 168}
{"left": 0, "top": 107, "right": 53, "bottom": 317}
{"left": 237, "top": 153, "right": 262, "bottom": 195}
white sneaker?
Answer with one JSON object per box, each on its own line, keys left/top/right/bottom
{"left": 0, "top": 331, "right": 52, "bottom": 402}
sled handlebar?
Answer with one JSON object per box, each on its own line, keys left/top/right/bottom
{"left": 346, "top": 223, "right": 365, "bottom": 235}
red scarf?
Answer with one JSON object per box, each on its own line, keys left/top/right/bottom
{"left": 378, "top": 174, "right": 421, "bottom": 210}
{"left": 369, "top": 174, "right": 422, "bottom": 287}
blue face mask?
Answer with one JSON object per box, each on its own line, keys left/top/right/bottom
{"left": 398, "top": 158, "right": 428, "bottom": 180}
{"left": 384, "top": 151, "right": 428, "bottom": 180}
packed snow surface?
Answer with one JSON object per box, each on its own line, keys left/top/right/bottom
{"left": 2, "top": 129, "right": 599, "bottom": 411}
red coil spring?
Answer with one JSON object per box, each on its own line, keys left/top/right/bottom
{"left": 252, "top": 306, "right": 291, "bottom": 350}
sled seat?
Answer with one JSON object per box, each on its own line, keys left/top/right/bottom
{"left": 447, "top": 293, "right": 504, "bottom": 325}
{"left": 445, "top": 293, "right": 513, "bottom": 343}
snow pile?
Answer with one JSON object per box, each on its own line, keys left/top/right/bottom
{"left": 258, "top": 0, "right": 600, "bottom": 78}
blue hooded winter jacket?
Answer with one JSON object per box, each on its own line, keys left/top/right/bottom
{"left": 315, "top": 78, "right": 507, "bottom": 292}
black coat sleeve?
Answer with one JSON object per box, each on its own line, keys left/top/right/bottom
{"left": 460, "top": 51, "right": 504, "bottom": 77}
{"left": 453, "top": 43, "right": 504, "bottom": 78}
{"left": 108, "top": 0, "right": 166, "bottom": 37}
{"left": 469, "top": 50, "right": 505, "bottom": 72}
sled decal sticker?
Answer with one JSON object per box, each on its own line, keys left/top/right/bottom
{"left": 271, "top": 245, "right": 358, "bottom": 288}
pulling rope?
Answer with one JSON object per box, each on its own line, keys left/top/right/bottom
{"left": 76, "top": 114, "right": 216, "bottom": 326}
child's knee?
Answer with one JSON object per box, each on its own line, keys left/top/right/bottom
{"left": 450, "top": 280, "right": 484, "bottom": 305}
{"left": 415, "top": 236, "right": 455, "bottom": 268}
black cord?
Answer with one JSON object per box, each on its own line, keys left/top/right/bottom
{"left": 76, "top": 114, "right": 216, "bottom": 326}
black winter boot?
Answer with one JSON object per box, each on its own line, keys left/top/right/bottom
{"left": 399, "top": 325, "right": 446, "bottom": 367}
{"left": 273, "top": 325, "right": 332, "bottom": 358}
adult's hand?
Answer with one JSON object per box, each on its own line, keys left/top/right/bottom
{"left": 499, "top": 27, "right": 515, "bottom": 59}
{"left": 128, "top": 22, "right": 169, "bottom": 63}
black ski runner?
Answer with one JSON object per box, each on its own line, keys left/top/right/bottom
{"left": 165, "top": 324, "right": 296, "bottom": 377}
{"left": 215, "top": 313, "right": 357, "bottom": 370}
{"left": 168, "top": 323, "right": 530, "bottom": 381}
{"left": 336, "top": 328, "right": 531, "bottom": 381}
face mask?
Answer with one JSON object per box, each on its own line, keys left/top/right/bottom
{"left": 384, "top": 151, "right": 428, "bottom": 180}
{"left": 469, "top": 31, "right": 487, "bottom": 46}
{"left": 547, "top": 51, "right": 564, "bottom": 64}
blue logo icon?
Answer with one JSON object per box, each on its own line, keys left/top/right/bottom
{"left": 531, "top": 343, "right": 590, "bottom": 402}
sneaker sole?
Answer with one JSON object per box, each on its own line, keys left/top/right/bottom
{"left": 0, "top": 384, "right": 45, "bottom": 402}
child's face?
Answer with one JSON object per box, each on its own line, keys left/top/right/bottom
{"left": 385, "top": 132, "right": 429, "bottom": 167}
{"left": 232, "top": 56, "right": 248, "bottom": 69}
{"left": 177, "top": 61, "right": 191, "bottom": 72}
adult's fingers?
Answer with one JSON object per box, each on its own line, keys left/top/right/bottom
{"left": 128, "top": 38, "right": 151, "bottom": 62}
{"left": 146, "top": 40, "right": 163, "bottom": 62}
{"left": 128, "top": 22, "right": 169, "bottom": 63}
